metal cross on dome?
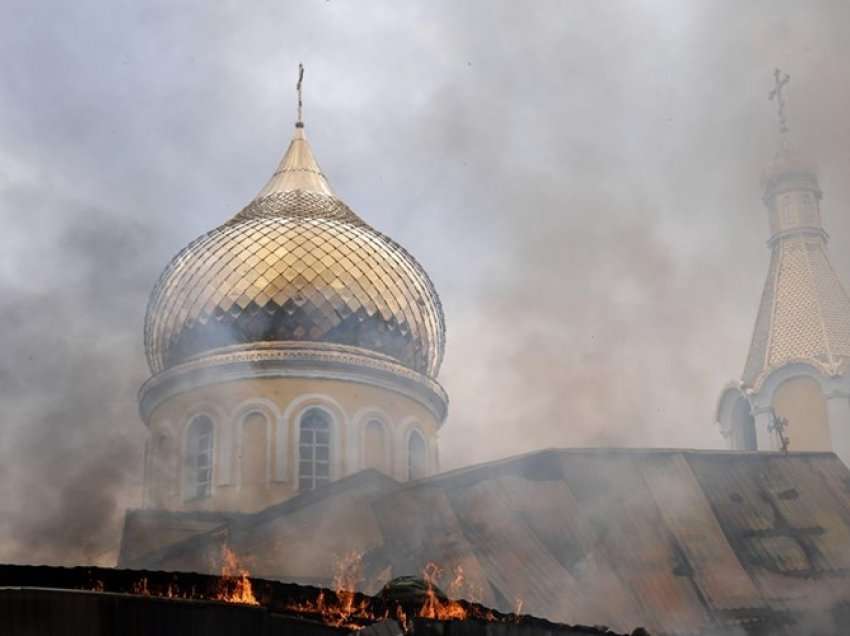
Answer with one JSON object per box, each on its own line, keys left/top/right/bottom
{"left": 296, "top": 63, "right": 305, "bottom": 127}
{"left": 769, "top": 68, "right": 791, "bottom": 136}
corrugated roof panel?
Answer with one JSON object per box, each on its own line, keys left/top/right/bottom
{"left": 239, "top": 486, "right": 388, "bottom": 586}
{"left": 444, "top": 478, "right": 595, "bottom": 625}
{"left": 687, "top": 455, "right": 795, "bottom": 571}
{"left": 758, "top": 455, "right": 850, "bottom": 572}
{"left": 558, "top": 453, "right": 708, "bottom": 635}
{"left": 642, "top": 453, "right": 762, "bottom": 612}
{"left": 687, "top": 454, "right": 850, "bottom": 607}
{"left": 496, "top": 474, "right": 646, "bottom": 631}
{"left": 808, "top": 454, "right": 850, "bottom": 514}
{"left": 371, "top": 484, "right": 497, "bottom": 609}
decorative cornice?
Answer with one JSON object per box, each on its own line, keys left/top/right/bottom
{"left": 749, "top": 351, "right": 849, "bottom": 396}
{"left": 766, "top": 227, "right": 829, "bottom": 248}
{"left": 748, "top": 357, "right": 848, "bottom": 394}
{"left": 138, "top": 342, "right": 449, "bottom": 424}
{"left": 763, "top": 170, "right": 821, "bottom": 204}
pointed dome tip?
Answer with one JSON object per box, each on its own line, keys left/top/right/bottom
{"left": 253, "top": 117, "right": 334, "bottom": 199}
{"left": 250, "top": 64, "right": 334, "bottom": 200}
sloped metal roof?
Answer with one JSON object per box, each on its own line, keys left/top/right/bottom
{"left": 372, "top": 449, "right": 850, "bottom": 635}
{"left": 123, "top": 449, "right": 850, "bottom": 635}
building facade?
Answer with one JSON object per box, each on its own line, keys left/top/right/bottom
{"left": 121, "top": 77, "right": 850, "bottom": 634}
{"left": 139, "top": 107, "right": 447, "bottom": 513}
{"left": 717, "top": 132, "right": 850, "bottom": 463}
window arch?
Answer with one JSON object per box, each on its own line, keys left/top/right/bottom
{"left": 298, "top": 407, "right": 332, "bottom": 491}
{"left": 185, "top": 415, "right": 214, "bottom": 500}
{"left": 408, "top": 430, "right": 427, "bottom": 481}
{"left": 364, "top": 419, "right": 387, "bottom": 472}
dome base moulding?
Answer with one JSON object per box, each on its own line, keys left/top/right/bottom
{"left": 138, "top": 342, "right": 448, "bottom": 424}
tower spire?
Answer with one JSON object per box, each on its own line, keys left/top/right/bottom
{"left": 718, "top": 73, "right": 850, "bottom": 460}
{"left": 738, "top": 71, "right": 850, "bottom": 389}
{"left": 763, "top": 67, "right": 811, "bottom": 197}
{"left": 296, "top": 63, "right": 304, "bottom": 128}
{"left": 250, "top": 63, "right": 334, "bottom": 200}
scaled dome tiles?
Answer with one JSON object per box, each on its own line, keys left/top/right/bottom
{"left": 144, "top": 127, "right": 445, "bottom": 378}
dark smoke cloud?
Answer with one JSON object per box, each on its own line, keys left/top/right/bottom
{"left": 1, "top": 0, "right": 850, "bottom": 564}
{"left": 0, "top": 189, "right": 154, "bottom": 563}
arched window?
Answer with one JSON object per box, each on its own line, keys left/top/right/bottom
{"left": 408, "top": 431, "right": 427, "bottom": 481}
{"left": 298, "top": 408, "right": 331, "bottom": 491}
{"left": 185, "top": 415, "right": 214, "bottom": 500}
{"left": 364, "top": 419, "right": 387, "bottom": 472}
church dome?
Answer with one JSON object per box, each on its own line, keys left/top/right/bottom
{"left": 144, "top": 124, "right": 445, "bottom": 378}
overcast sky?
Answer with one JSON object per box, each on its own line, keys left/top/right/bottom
{"left": 2, "top": 0, "right": 850, "bottom": 564}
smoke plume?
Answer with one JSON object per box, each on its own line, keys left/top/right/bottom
{"left": 1, "top": 0, "right": 850, "bottom": 566}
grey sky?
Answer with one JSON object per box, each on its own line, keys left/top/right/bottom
{"left": 1, "top": 0, "right": 849, "bottom": 564}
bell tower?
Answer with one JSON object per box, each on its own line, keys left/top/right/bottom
{"left": 717, "top": 70, "right": 850, "bottom": 463}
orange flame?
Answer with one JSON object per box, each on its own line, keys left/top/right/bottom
{"left": 283, "top": 551, "right": 375, "bottom": 629}
{"left": 106, "top": 555, "right": 518, "bottom": 629}
{"left": 215, "top": 545, "right": 259, "bottom": 606}
{"left": 419, "top": 562, "right": 469, "bottom": 621}
{"left": 325, "top": 550, "right": 371, "bottom": 627}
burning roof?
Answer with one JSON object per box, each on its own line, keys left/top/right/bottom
{"left": 0, "top": 564, "right": 635, "bottom": 636}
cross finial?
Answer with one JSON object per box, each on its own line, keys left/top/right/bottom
{"left": 296, "top": 63, "right": 305, "bottom": 128}
{"left": 768, "top": 68, "right": 791, "bottom": 136}
{"left": 768, "top": 408, "right": 791, "bottom": 455}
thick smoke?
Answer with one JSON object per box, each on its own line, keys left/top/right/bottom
{"left": 0, "top": 189, "right": 153, "bottom": 564}
{"left": 1, "top": 0, "right": 850, "bottom": 566}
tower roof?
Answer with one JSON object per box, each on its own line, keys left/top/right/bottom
{"left": 742, "top": 220, "right": 850, "bottom": 387}
{"left": 742, "top": 73, "right": 850, "bottom": 387}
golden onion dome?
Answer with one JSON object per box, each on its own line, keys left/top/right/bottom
{"left": 144, "top": 121, "right": 445, "bottom": 378}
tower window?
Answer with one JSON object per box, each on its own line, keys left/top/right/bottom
{"left": 298, "top": 408, "right": 331, "bottom": 491}
{"left": 185, "top": 415, "right": 214, "bottom": 500}
{"left": 408, "top": 430, "right": 427, "bottom": 481}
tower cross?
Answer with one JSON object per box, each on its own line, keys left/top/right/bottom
{"left": 296, "top": 63, "right": 305, "bottom": 127}
{"left": 769, "top": 68, "right": 791, "bottom": 135}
